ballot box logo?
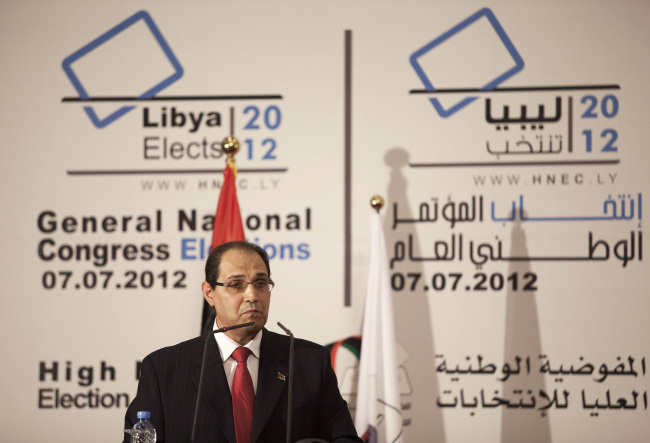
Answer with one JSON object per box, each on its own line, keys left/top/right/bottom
{"left": 62, "top": 10, "right": 184, "bottom": 128}
{"left": 410, "top": 8, "right": 524, "bottom": 118}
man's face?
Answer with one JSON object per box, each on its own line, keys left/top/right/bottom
{"left": 202, "top": 248, "right": 271, "bottom": 343}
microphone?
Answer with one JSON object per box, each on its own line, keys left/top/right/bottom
{"left": 191, "top": 321, "right": 255, "bottom": 442}
{"left": 277, "top": 322, "right": 294, "bottom": 443}
{"left": 212, "top": 322, "right": 255, "bottom": 334}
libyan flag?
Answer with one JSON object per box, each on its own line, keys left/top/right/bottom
{"left": 201, "top": 163, "right": 246, "bottom": 334}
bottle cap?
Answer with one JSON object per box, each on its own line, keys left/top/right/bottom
{"left": 137, "top": 411, "right": 151, "bottom": 419}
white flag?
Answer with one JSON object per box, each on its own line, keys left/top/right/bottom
{"left": 355, "top": 212, "right": 404, "bottom": 443}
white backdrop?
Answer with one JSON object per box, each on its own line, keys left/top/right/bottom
{"left": 1, "top": 1, "right": 648, "bottom": 441}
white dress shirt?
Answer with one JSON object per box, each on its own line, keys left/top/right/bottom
{"left": 213, "top": 320, "right": 262, "bottom": 394}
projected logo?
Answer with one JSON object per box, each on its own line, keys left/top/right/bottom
{"left": 409, "top": 8, "right": 524, "bottom": 118}
{"left": 61, "top": 10, "right": 183, "bottom": 128}
{"left": 326, "top": 337, "right": 413, "bottom": 420}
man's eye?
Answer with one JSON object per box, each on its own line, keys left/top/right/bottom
{"left": 229, "top": 281, "right": 246, "bottom": 290}
{"left": 253, "top": 281, "right": 268, "bottom": 289}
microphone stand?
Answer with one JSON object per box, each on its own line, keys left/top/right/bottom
{"left": 277, "top": 322, "right": 294, "bottom": 443}
{"left": 191, "top": 321, "right": 255, "bottom": 442}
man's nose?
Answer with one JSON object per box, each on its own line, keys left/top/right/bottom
{"left": 243, "top": 283, "right": 260, "bottom": 302}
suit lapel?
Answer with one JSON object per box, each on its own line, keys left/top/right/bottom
{"left": 193, "top": 332, "right": 237, "bottom": 443}
{"left": 252, "top": 329, "right": 289, "bottom": 442}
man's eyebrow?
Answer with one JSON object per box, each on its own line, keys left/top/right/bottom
{"left": 225, "top": 274, "right": 246, "bottom": 280}
{"left": 225, "top": 272, "right": 268, "bottom": 279}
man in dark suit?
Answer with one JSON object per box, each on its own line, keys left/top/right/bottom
{"left": 124, "top": 241, "right": 361, "bottom": 442}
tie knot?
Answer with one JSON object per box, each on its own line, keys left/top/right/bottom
{"left": 233, "top": 346, "right": 251, "bottom": 363}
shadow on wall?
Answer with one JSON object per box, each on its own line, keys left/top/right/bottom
{"left": 501, "top": 212, "right": 552, "bottom": 443}
{"left": 384, "top": 147, "right": 446, "bottom": 442}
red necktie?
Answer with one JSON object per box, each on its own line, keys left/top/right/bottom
{"left": 232, "top": 347, "right": 255, "bottom": 443}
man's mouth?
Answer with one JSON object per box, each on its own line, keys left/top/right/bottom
{"left": 243, "top": 309, "right": 260, "bottom": 316}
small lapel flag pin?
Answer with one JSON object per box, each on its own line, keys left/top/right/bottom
{"left": 277, "top": 372, "right": 286, "bottom": 381}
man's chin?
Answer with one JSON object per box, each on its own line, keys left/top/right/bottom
{"left": 243, "top": 315, "right": 266, "bottom": 329}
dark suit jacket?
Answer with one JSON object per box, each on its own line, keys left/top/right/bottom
{"left": 124, "top": 329, "right": 361, "bottom": 442}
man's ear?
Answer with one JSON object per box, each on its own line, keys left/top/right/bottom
{"left": 202, "top": 281, "right": 215, "bottom": 306}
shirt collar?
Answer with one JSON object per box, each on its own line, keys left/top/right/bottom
{"left": 213, "top": 320, "right": 262, "bottom": 362}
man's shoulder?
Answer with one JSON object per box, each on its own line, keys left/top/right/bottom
{"left": 263, "top": 329, "right": 330, "bottom": 360}
{"left": 295, "top": 336, "right": 329, "bottom": 353}
{"left": 144, "top": 334, "right": 203, "bottom": 362}
{"left": 264, "top": 329, "right": 323, "bottom": 346}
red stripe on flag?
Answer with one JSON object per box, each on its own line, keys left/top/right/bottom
{"left": 211, "top": 163, "right": 245, "bottom": 248}
{"left": 329, "top": 339, "right": 345, "bottom": 371}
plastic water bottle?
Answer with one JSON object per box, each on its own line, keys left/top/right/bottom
{"left": 132, "top": 411, "right": 157, "bottom": 443}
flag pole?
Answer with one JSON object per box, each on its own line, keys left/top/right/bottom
{"left": 201, "top": 134, "right": 245, "bottom": 335}
{"left": 222, "top": 135, "right": 240, "bottom": 175}
{"left": 370, "top": 195, "right": 384, "bottom": 213}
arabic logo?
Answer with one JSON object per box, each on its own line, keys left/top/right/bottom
{"left": 62, "top": 10, "right": 183, "bottom": 128}
{"left": 409, "top": 8, "right": 524, "bottom": 118}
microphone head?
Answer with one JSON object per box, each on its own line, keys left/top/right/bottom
{"left": 277, "top": 322, "right": 293, "bottom": 337}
